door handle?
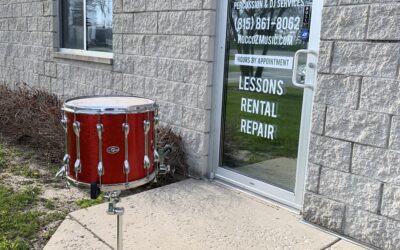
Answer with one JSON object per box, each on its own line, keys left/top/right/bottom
{"left": 292, "top": 49, "right": 318, "bottom": 90}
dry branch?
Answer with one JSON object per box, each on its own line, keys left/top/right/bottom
{"left": 0, "top": 84, "right": 188, "bottom": 179}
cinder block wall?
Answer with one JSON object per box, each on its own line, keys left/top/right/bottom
{"left": 304, "top": 1, "right": 400, "bottom": 249}
{"left": 0, "top": 0, "right": 215, "bottom": 177}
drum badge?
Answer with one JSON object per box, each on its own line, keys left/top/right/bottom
{"left": 107, "top": 146, "right": 120, "bottom": 154}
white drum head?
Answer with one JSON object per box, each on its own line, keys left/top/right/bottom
{"left": 63, "top": 96, "right": 157, "bottom": 114}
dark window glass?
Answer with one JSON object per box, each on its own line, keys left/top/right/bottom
{"left": 86, "top": 0, "right": 113, "bottom": 52}
{"left": 62, "top": 0, "right": 84, "bottom": 49}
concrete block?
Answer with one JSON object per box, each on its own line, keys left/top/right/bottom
{"left": 319, "top": 167, "right": 381, "bottom": 213}
{"left": 171, "top": 0, "right": 202, "bottom": 10}
{"left": 324, "top": 0, "right": 338, "bottom": 6}
{"left": 176, "top": 126, "right": 210, "bottom": 156}
{"left": 200, "top": 36, "right": 214, "bottom": 61}
{"left": 344, "top": 207, "right": 400, "bottom": 250}
{"left": 43, "top": 2, "right": 54, "bottom": 16}
{"left": 113, "top": 0, "right": 123, "bottom": 13}
{"left": 317, "top": 41, "right": 333, "bottom": 74}
{"left": 360, "top": 77, "right": 400, "bottom": 115}
{"left": 303, "top": 192, "right": 345, "bottom": 233}
{"left": 145, "top": 35, "right": 200, "bottom": 60}
{"left": 63, "top": 81, "right": 79, "bottom": 98}
{"left": 145, "top": 78, "right": 174, "bottom": 103}
{"left": 157, "top": 58, "right": 186, "bottom": 82}
{"left": 331, "top": 42, "right": 400, "bottom": 78}
{"left": 44, "top": 62, "right": 56, "bottom": 78}
{"left": 113, "top": 34, "right": 123, "bottom": 54}
{"left": 172, "top": 82, "right": 198, "bottom": 108}
{"left": 305, "top": 163, "right": 320, "bottom": 193}
{"left": 352, "top": 144, "right": 400, "bottom": 185}
{"left": 123, "top": 35, "right": 145, "bottom": 55}
{"left": 187, "top": 154, "right": 209, "bottom": 177}
{"left": 113, "top": 14, "right": 134, "bottom": 34}
{"left": 321, "top": 6, "right": 368, "bottom": 40}
{"left": 381, "top": 184, "right": 400, "bottom": 221}
{"left": 12, "top": 3, "right": 22, "bottom": 18}
{"left": 315, "top": 74, "right": 360, "bottom": 109}
{"left": 133, "top": 12, "right": 157, "bottom": 34}
{"left": 181, "top": 107, "right": 211, "bottom": 132}
{"left": 203, "top": 0, "right": 217, "bottom": 9}
{"left": 184, "top": 11, "right": 215, "bottom": 35}
{"left": 133, "top": 56, "right": 158, "bottom": 77}
{"left": 113, "top": 54, "right": 135, "bottom": 74}
{"left": 311, "top": 103, "right": 326, "bottom": 135}
{"left": 158, "top": 101, "right": 183, "bottom": 126}
{"left": 52, "top": 78, "right": 64, "bottom": 96}
{"left": 325, "top": 107, "right": 390, "bottom": 147}
{"left": 389, "top": 116, "right": 400, "bottom": 151}
{"left": 157, "top": 11, "right": 186, "bottom": 35}
{"left": 122, "top": 74, "right": 146, "bottom": 96}
{"left": 85, "top": 69, "right": 101, "bottom": 86}
{"left": 308, "top": 134, "right": 352, "bottom": 172}
{"left": 123, "top": 0, "right": 145, "bottom": 12}
{"left": 39, "top": 75, "right": 51, "bottom": 91}
{"left": 197, "top": 85, "right": 212, "bottom": 110}
{"left": 69, "top": 66, "right": 86, "bottom": 83}
{"left": 368, "top": 4, "right": 400, "bottom": 40}
{"left": 112, "top": 72, "right": 123, "bottom": 91}
{"left": 146, "top": 0, "right": 171, "bottom": 11}
{"left": 99, "top": 70, "right": 113, "bottom": 89}
{"left": 184, "top": 61, "right": 212, "bottom": 85}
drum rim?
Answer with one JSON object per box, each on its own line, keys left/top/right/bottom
{"left": 66, "top": 170, "right": 156, "bottom": 192}
{"left": 63, "top": 95, "right": 158, "bottom": 114}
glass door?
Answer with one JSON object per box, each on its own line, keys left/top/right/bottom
{"left": 211, "top": 0, "right": 323, "bottom": 209}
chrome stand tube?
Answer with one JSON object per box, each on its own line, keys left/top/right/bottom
{"left": 62, "top": 115, "right": 70, "bottom": 173}
{"left": 106, "top": 191, "right": 124, "bottom": 250}
{"left": 154, "top": 111, "right": 160, "bottom": 166}
{"left": 73, "top": 121, "right": 82, "bottom": 182}
{"left": 117, "top": 211, "right": 123, "bottom": 250}
{"left": 143, "top": 119, "right": 151, "bottom": 178}
{"left": 122, "top": 122, "right": 130, "bottom": 185}
{"left": 56, "top": 114, "right": 70, "bottom": 179}
{"left": 96, "top": 123, "right": 104, "bottom": 186}
{"left": 153, "top": 111, "right": 160, "bottom": 182}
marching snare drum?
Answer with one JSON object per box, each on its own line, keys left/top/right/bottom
{"left": 60, "top": 96, "right": 160, "bottom": 192}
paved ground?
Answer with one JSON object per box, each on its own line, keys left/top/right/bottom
{"left": 45, "top": 179, "right": 366, "bottom": 250}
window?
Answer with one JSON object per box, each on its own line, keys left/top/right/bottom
{"left": 61, "top": 0, "right": 113, "bottom": 53}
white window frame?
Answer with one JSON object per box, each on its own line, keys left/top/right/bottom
{"left": 58, "top": 0, "right": 113, "bottom": 59}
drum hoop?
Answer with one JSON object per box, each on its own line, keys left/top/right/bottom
{"left": 66, "top": 171, "right": 156, "bottom": 192}
{"left": 63, "top": 95, "right": 158, "bottom": 114}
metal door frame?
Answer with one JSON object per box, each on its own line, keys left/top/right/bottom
{"left": 208, "top": 0, "right": 323, "bottom": 210}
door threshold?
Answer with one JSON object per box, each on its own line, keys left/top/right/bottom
{"left": 212, "top": 177, "right": 301, "bottom": 215}
{"left": 215, "top": 167, "right": 302, "bottom": 210}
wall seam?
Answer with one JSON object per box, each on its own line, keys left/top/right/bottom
{"left": 364, "top": 4, "right": 371, "bottom": 40}
{"left": 376, "top": 183, "right": 384, "bottom": 215}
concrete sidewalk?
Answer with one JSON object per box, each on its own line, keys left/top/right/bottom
{"left": 45, "top": 179, "right": 365, "bottom": 250}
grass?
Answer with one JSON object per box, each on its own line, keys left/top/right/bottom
{"left": 0, "top": 142, "right": 69, "bottom": 249}
{"left": 9, "top": 166, "right": 41, "bottom": 179}
{"left": 76, "top": 194, "right": 105, "bottom": 209}
{"left": 0, "top": 186, "right": 42, "bottom": 249}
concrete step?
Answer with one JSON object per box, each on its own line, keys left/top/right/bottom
{"left": 45, "top": 179, "right": 365, "bottom": 250}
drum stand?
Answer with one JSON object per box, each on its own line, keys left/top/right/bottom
{"left": 105, "top": 191, "right": 124, "bottom": 250}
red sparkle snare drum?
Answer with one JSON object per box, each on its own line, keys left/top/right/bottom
{"left": 61, "top": 96, "right": 159, "bottom": 192}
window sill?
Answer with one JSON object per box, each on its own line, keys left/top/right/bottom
{"left": 53, "top": 50, "right": 113, "bottom": 65}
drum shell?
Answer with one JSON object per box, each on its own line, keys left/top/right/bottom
{"left": 66, "top": 111, "right": 155, "bottom": 185}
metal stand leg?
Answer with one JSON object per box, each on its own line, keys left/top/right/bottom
{"left": 117, "top": 211, "right": 124, "bottom": 250}
{"left": 106, "top": 191, "right": 124, "bottom": 250}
